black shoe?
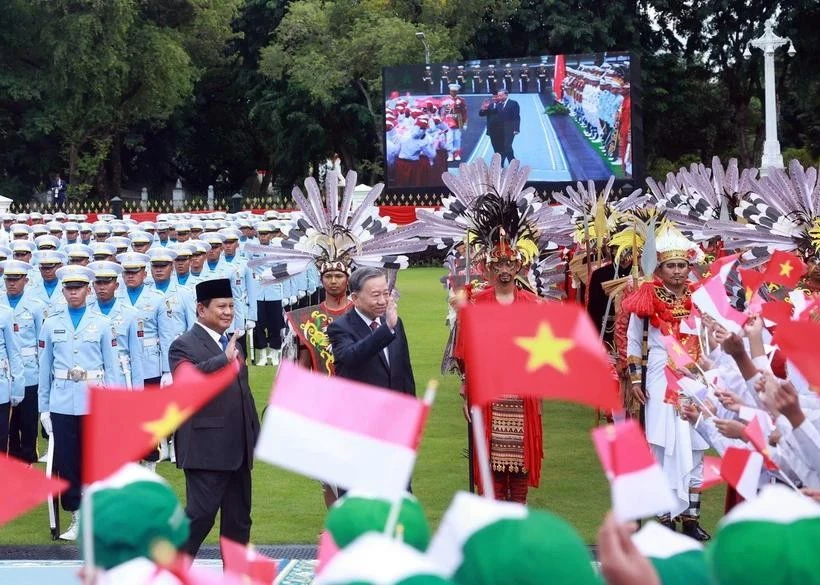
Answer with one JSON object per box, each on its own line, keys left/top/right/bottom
{"left": 681, "top": 519, "right": 711, "bottom": 541}
{"left": 658, "top": 517, "right": 676, "bottom": 531}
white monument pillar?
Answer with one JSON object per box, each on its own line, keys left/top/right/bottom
{"left": 745, "top": 16, "right": 796, "bottom": 174}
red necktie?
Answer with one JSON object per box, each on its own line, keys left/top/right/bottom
{"left": 370, "top": 320, "right": 379, "bottom": 333}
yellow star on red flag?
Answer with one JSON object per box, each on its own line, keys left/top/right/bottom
{"left": 514, "top": 322, "right": 575, "bottom": 373}
{"left": 779, "top": 260, "right": 793, "bottom": 278}
{"left": 142, "top": 403, "right": 192, "bottom": 443}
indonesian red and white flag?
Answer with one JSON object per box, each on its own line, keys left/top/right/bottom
{"left": 255, "top": 362, "right": 429, "bottom": 499}
{"left": 692, "top": 275, "right": 747, "bottom": 334}
{"left": 701, "top": 455, "right": 724, "bottom": 491}
{"left": 592, "top": 420, "right": 677, "bottom": 521}
{"left": 721, "top": 447, "right": 763, "bottom": 500}
{"left": 220, "top": 537, "right": 277, "bottom": 585}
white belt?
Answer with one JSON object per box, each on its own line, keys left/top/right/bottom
{"left": 142, "top": 337, "right": 159, "bottom": 347}
{"left": 54, "top": 368, "right": 104, "bottom": 382}
{"left": 21, "top": 347, "right": 37, "bottom": 357}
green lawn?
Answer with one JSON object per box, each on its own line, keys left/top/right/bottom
{"left": 0, "top": 267, "right": 723, "bottom": 546}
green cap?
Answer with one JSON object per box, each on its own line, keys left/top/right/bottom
{"left": 80, "top": 464, "right": 190, "bottom": 569}
{"left": 325, "top": 492, "right": 431, "bottom": 553}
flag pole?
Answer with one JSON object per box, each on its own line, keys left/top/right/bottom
{"left": 463, "top": 238, "right": 476, "bottom": 495}
{"left": 469, "top": 406, "right": 495, "bottom": 499}
{"left": 81, "top": 487, "right": 95, "bottom": 585}
{"left": 384, "top": 381, "right": 438, "bottom": 538}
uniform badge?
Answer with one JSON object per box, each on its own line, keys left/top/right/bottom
{"left": 39, "top": 340, "right": 45, "bottom": 348}
{"left": 13, "top": 323, "right": 19, "bottom": 332}
{"left": 112, "top": 338, "right": 118, "bottom": 347}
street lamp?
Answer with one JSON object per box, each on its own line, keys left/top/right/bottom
{"left": 744, "top": 15, "right": 796, "bottom": 174}
{"left": 415, "top": 31, "right": 430, "bottom": 65}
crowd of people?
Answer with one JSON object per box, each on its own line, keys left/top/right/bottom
{"left": 0, "top": 208, "right": 323, "bottom": 542}
{"left": 559, "top": 64, "right": 632, "bottom": 175}
{"left": 6, "top": 152, "right": 820, "bottom": 584}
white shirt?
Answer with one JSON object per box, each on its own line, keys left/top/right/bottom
{"left": 196, "top": 321, "right": 225, "bottom": 347}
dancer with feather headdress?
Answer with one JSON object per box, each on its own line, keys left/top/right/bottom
{"left": 416, "top": 154, "right": 573, "bottom": 503}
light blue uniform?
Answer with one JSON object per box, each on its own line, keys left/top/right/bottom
{"left": 248, "top": 245, "right": 284, "bottom": 303}
{"left": 0, "top": 305, "right": 24, "bottom": 405}
{"left": 118, "top": 286, "right": 168, "bottom": 380}
{"left": 87, "top": 298, "right": 145, "bottom": 389}
{"left": 38, "top": 309, "right": 120, "bottom": 415}
{"left": 148, "top": 280, "right": 197, "bottom": 373}
{"left": 29, "top": 279, "right": 68, "bottom": 315}
{"left": 221, "top": 254, "right": 258, "bottom": 328}
{"left": 0, "top": 291, "right": 45, "bottom": 388}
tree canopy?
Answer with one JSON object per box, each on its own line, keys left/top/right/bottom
{"left": 0, "top": 0, "right": 818, "bottom": 201}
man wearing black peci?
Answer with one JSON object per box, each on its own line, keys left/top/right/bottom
{"left": 479, "top": 89, "right": 520, "bottom": 166}
{"left": 169, "top": 278, "right": 260, "bottom": 557}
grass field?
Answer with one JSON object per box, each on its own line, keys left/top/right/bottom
{"left": 0, "top": 266, "right": 724, "bottom": 546}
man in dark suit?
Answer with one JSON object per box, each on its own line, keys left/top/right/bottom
{"left": 327, "top": 267, "right": 415, "bottom": 396}
{"left": 169, "top": 278, "right": 261, "bottom": 557}
{"left": 478, "top": 89, "right": 521, "bottom": 165}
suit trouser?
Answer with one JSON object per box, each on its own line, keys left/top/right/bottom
{"left": 142, "top": 377, "right": 163, "bottom": 462}
{"left": 0, "top": 402, "right": 9, "bottom": 454}
{"left": 254, "top": 300, "right": 283, "bottom": 350}
{"left": 183, "top": 465, "right": 252, "bottom": 557}
{"left": 8, "top": 385, "right": 38, "bottom": 463}
{"left": 51, "top": 413, "right": 83, "bottom": 512}
{"left": 489, "top": 132, "right": 514, "bottom": 164}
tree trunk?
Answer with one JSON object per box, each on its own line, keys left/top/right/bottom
{"left": 109, "top": 133, "right": 123, "bottom": 201}
{"left": 68, "top": 143, "right": 79, "bottom": 188}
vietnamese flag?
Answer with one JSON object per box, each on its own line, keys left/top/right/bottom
{"left": 762, "top": 250, "right": 806, "bottom": 288}
{"left": 773, "top": 320, "right": 820, "bottom": 389}
{"left": 460, "top": 302, "right": 619, "bottom": 410}
{"left": 664, "top": 367, "right": 682, "bottom": 407}
{"left": 0, "top": 455, "right": 68, "bottom": 527}
{"left": 742, "top": 416, "right": 778, "bottom": 471}
{"left": 553, "top": 54, "right": 566, "bottom": 100}
{"left": 220, "top": 537, "right": 277, "bottom": 584}
{"left": 83, "top": 360, "right": 239, "bottom": 484}
{"left": 661, "top": 335, "right": 695, "bottom": 369}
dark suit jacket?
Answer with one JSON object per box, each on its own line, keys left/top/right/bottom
{"left": 327, "top": 310, "right": 416, "bottom": 396}
{"left": 478, "top": 99, "right": 521, "bottom": 140}
{"left": 169, "top": 323, "right": 260, "bottom": 471}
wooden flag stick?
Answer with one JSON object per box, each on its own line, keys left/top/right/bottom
{"left": 384, "top": 380, "right": 438, "bottom": 537}
{"left": 470, "top": 406, "right": 495, "bottom": 500}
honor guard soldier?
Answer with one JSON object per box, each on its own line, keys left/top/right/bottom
{"left": 422, "top": 65, "right": 434, "bottom": 90}
{"left": 64, "top": 244, "right": 94, "bottom": 266}
{"left": 174, "top": 223, "right": 191, "bottom": 244}
{"left": 108, "top": 236, "right": 131, "bottom": 257}
{"left": 1, "top": 260, "right": 46, "bottom": 464}
{"left": 63, "top": 222, "right": 80, "bottom": 246}
{"left": 35, "top": 234, "right": 61, "bottom": 252}
{"left": 155, "top": 222, "right": 172, "bottom": 247}
{"left": 31, "top": 250, "right": 69, "bottom": 313}
{"left": 170, "top": 243, "right": 194, "bottom": 286}
{"left": 79, "top": 224, "right": 94, "bottom": 245}
{"left": 441, "top": 84, "right": 468, "bottom": 162}
{"left": 519, "top": 64, "right": 530, "bottom": 93}
{"left": 115, "top": 253, "right": 168, "bottom": 386}
{"left": 38, "top": 265, "right": 120, "bottom": 540}
{"left": 186, "top": 240, "right": 210, "bottom": 287}
{"left": 537, "top": 64, "right": 549, "bottom": 94}
{"left": 503, "top": 63, "right": 514, "bottom": 92}
{"left": 128, "top": 231, "right": 153, "bottom": 255}
{"left": 248, "top": 222, "right": 285, "bottom": 366}
{"left": 92, "top": 222, "right": 112, "bottom": 243}
{"left": 90, "top": 242, "right": 117, "bottom": 263}
{"left": 471, "top": 64, "right": 482, "bottom": 94}
{"left": 200, "top": 232, "right": 228, "bottom": 277}
{"left": 486, "top": 64, "right": 497, "bottom": 94}
{"left": 145, "top": 248, "right": 197, "bottom": 379}
{"left": 87, "top": 261, "right": 145, "bottom": 390}
{"left": 218, "top": 229, "right": 257, "bottom": 356}
{"left": 439, "top": 64, "right": 450, "bottom": 95}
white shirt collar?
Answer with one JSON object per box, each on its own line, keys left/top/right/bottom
{"left": 354, "top": 307, "right": 379, "bottom": 328}
{"left": 196, "top": 321, "right": 224, "bottom": 344}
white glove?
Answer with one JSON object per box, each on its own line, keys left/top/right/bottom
{"left": 160, "top": 372, "right": 173, "bottom": 388}
{"left": 11, "top": 395, "right": 22, "bottom": 407}
{"left": 297, "top": 291, "right": 306, "bottom": 299}
{"left": 245, "top": 320, "right": 256, "bottom": 330}
{"left": 289, "top": 295, "right": 297, "bottom": 305}
{"left": 282, "top": 297, "right": 290, "bottom": 307}
{"left": 40, "top": 412, "right": 53, "bottom": 435}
